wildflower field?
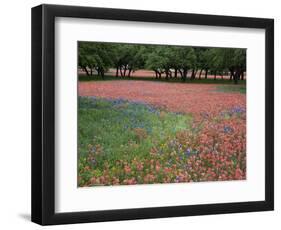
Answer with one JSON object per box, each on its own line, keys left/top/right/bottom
{"left": 78, "top": 80, "right": 246, "bottom": 186}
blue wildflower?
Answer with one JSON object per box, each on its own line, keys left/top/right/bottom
{"left": 230, "top": 106, "right": 246, "bottom": 114}
{"left": 184, "top": 148, "right": 191, "bottom": 157}
{"left": 223, "top": 126, "right": 233, "bottom": 134}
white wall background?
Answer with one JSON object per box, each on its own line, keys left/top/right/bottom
{"left": 0, "top": 0, "right": 279, "bottom": 229}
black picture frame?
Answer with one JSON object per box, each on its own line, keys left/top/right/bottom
{"left": 31, "top": 4, "right": 274, "bottom": 225}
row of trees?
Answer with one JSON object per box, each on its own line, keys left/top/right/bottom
{"left": 78, "top": 42, "right": 246, "bottom": 84}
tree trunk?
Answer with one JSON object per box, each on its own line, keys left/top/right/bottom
{"left": 115, "top": 66, "right": 119, "bottom": 77}
{"left": 169, "top": 70, "right": 172, "bottom": 78}
{"left": 194, "top": 70, "right": 198, "bottom": 79}
{"left": 120, "top": 67, "right": 124, "bottom": 77}
{"left": 241, "top": 71, "right": 244, "bottom": 80}
{"left": 165, "top": 69, "right": 169, "bottom": 80}
{"left": 191, "top": 69, "right": 196, "bottom": 80}
{"left": 234, "top": 73, "right": 238, "bottom": 84}
{"left": 101, "top": 69, "right": 104, "bottom": 79}
{"left": 123, "top": 66, "right": 127, "bottom": 77}
{"left": 233, "top": 69, "right": 240, "bottom": 84}
{"left": 214, "top": 71, "right": 217, "bottom": 80}
{"left": 128, "top": 68, "right": 132, "bottom": 77}
{"left": 205, "top": 69, "right": 208, "bottom": 79}
{"left": 174, "top": 69, "right": 178, "bottom": 78}
{"left": 198, "top": 69, "right": 203, "bottom": 80}
{"left": 183, "top": 69, "right": 188, "bottom": 81}
{"left": 179, "top": 69, "right": 183, "bottom": 78}
{"left": 83, "top": 67, "right": 90, "bottom": 76}
{"left": 229, "top": 68, "right": 234, "bottom": 81}
{"left": 90, "top": 68, "right": 93, "bottom": 76}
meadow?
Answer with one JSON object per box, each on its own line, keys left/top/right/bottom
{"left": 78, "top": 80, "right": 246, "bottom": 186}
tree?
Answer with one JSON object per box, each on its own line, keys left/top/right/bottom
{"left": 78, "top": 42, "right": 92, "bottom": 76}
{"left": 78, "top": 42, "right": 113, "bottom": 78}
{"left": 111, "top": 44, "right": 146, "bottom": 77}
{"left": 194, "top": 48, "right": 209, "bottom": 80}
{"left": 208, "top": 48, "right": 225, "bottom": 80}
{"left": 145, "top": 46, "right": 166, "bottom": 79}
{"left": 232, "top": 49, "right": 246, "bottom": 83}
{"left": 169, "top": 47, "right": 183, "bottom": 79}
{"left": 161, "top": 46, "right": 175, "bottom": 79}
{"left": 190, "top": 47, "right": 203, "bottom": 80}
{"left": 146, "top": 46, "right": 196, "bottom": 81}
{"left": 177, "top": 47, "right": 196, "bottom": 81}
{"left": 217, "top": 48, "right": 246, "bottom": 84}
{"left": 196, "top": 48, "right": 214, "bottom": 79}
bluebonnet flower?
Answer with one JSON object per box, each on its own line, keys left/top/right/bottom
{"left": 223, "top": 126, "right": 233, "bottom": 134}
{"left": 184, "top": 148, "right": 191, "bottom": 157}
{"left": 229, "top": 106, "right": 246, "bottom": 115}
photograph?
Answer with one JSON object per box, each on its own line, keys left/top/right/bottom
{"left": 77, "top": 42, "right": 247, "bottom": 187}
{"left": 30, "top": 3, "right": 274, "bottom": 225}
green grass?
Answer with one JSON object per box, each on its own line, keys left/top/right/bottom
{"left": 78, "top": 97, "right": 192, "bottom": 170}
{"left": 216, "top": 85, "right": 246, "bottom": 94}
{"left": 78, "top": 74, "right": 246, "bottom": 85}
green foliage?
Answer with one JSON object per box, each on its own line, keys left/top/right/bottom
{"left": 78, "top": 42, "right": 113, "bottom": 76}
{"left": 78, "top": 97, "right": 192, "bottom": 168}
{"left": 145, "top": 46, "right": 166, "bottom": 73}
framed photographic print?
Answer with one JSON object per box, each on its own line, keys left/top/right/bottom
{"left": 31, "top": 4, "right": 274, "bottom": 225}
